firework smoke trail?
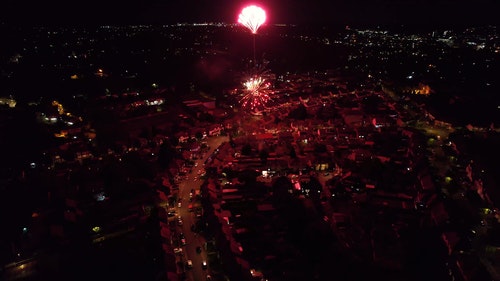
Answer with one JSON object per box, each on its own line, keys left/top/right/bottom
{"left": 238, "top": 5, "right": 266, "bottom": 67}
{"left": 240, "top": 76, "right": 272, "bottom": 112}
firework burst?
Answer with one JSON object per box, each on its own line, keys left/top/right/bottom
{"left": 238, "top": 5, "right": 266, "bottom": 34}
{"left": 238, "top": 5, "right": 266, "bottom": 67}
{"left": 240, "top": 76, "right": 273, "bottom": 112}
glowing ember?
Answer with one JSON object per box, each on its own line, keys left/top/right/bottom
{"left": 238, "top": 5, "right": 266, "bottom": 34}
{"left": 240, "top": 76, "right": 272, "bottom": 112}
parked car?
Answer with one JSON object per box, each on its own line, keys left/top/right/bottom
{"left": 195, "top": 208, "right": 203, "bottom": 218}
{"left": 202, "top": 260, "right": 207, "bottom": 270}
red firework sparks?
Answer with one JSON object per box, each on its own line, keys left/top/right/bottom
{"left": 240, "top": 76, "right": 272, "bottom": 112}
{"left": 238, "top": 5, "right": 266, "bottom": 34}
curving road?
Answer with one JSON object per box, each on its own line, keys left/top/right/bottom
{"left": 175, "top": 135, "right": 228, "bottom": 281}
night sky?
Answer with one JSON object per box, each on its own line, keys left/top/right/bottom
{"left": 1, "top": 0, "right": 500, "bottom": 27}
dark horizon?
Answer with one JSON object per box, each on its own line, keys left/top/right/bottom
{"left": 2, "top": 0, "right": 500, "bottom": 28}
